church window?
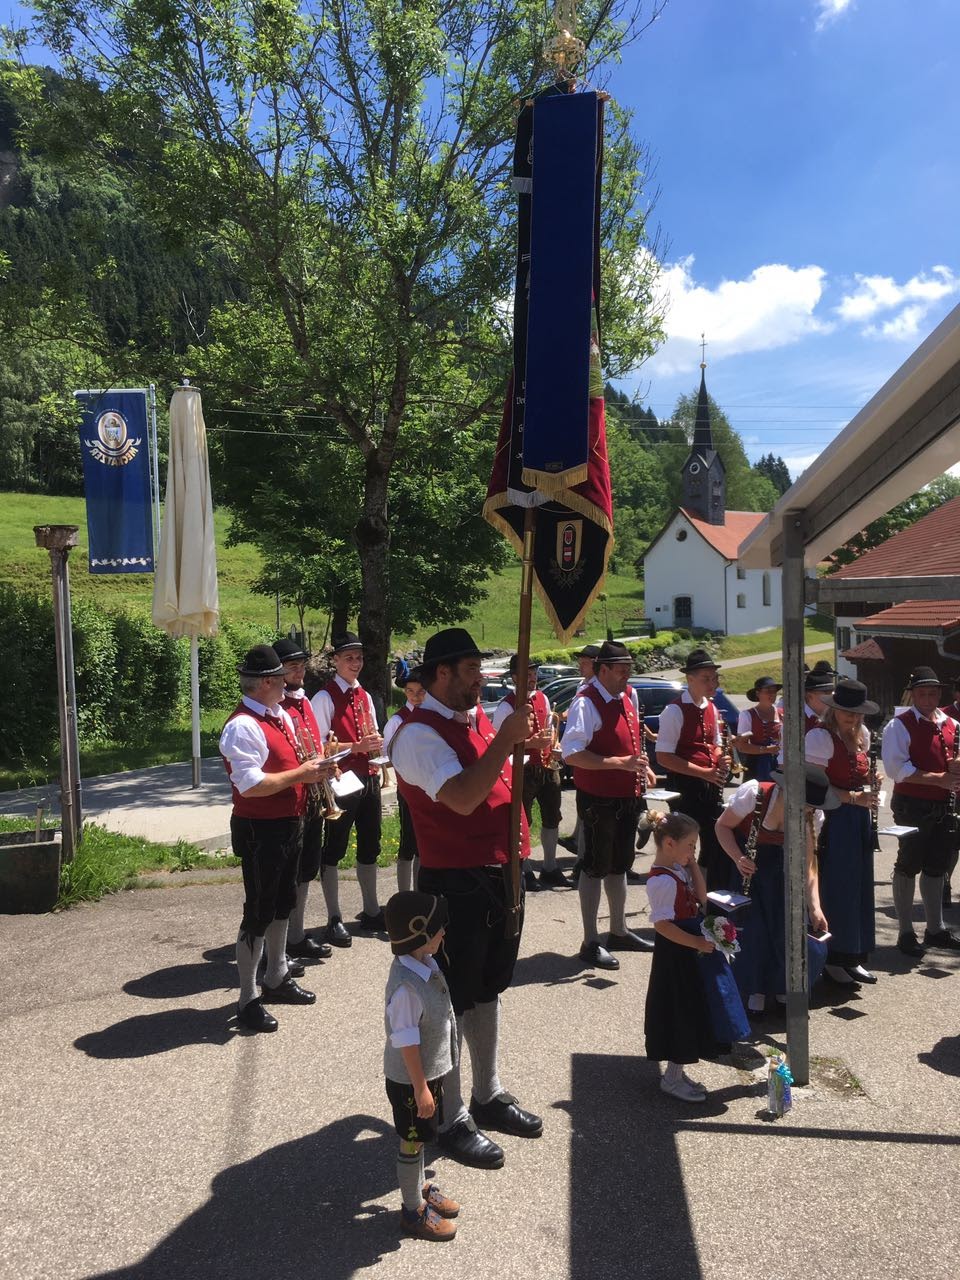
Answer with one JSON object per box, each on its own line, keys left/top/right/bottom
{"left": 675, "top": 529, "right": 687, "bottom": 542}
{"left": 762, "top": 572, "right": 771, "bottom": 606}
{"left": 736, "top": 565, "right": 746, "bottom": 580}
{"left": 736, "top": 593, "right": 746, "bottom": 609}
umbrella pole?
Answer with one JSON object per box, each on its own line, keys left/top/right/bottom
{"left": 504, "top": 505, "right": 537, "bottom": 940}
{"left": 190, "top": 635, "right": 201, "bottom": 788}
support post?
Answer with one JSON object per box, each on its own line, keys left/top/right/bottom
{"left": 190, "top": 634, "right": 201, "bottom": 788}
{"left": 782, "top": 509, "right": 809, "bottom": 1084}
{"left": 34, "top": 525, "right": 81, "bottom": 863}
{"left": 504, "top": 506, "right": 537, "bottom": 939}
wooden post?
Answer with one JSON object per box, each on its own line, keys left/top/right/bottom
{"left": 504, "top": 505, "right": 537, "bottom": 939}
{"left": 782, "top": 509, "right": 810, "bottom": 1084}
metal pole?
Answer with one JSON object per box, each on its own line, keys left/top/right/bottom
{"left": 190, "top": 635, "right": 201, "bottom": 788}
{"left": 504, "top": 505, "right": 537, "bottom": 940}
{"left": 149, "top": 382, "right": 161, "bottom": 553}
{"left": 35, "top": 526, "right": 80, "bottom": 863}
{"left": 782, "top": 509, "right": 809, "bottom": 1084}
{"left": 61, "top": 546, "right": 82, "bottom": 839}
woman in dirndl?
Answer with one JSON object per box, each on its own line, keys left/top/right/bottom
{"left": 735, "top": 676, "right": 783, "bottom": 783}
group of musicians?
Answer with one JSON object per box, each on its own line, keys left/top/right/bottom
{"left": 218, "top": 633, "right": 960, "bottom": 1056}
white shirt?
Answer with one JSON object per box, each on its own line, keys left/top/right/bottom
{"left": 219, "top": 696, "right": 297, "bottom": 795}
{"left": 391, "top": 691, "right": 479, "bottom": 801}
{"left": 385, "top": 953, "right": 440, "bottom": 1048}
{"left": 656, "top": 689, "right": 722, "bottom": 756}
{"left": 492, "top": 689, "right": 553, "bottom": 761}
{"left": 882, "top": 706, "right": 951, "bottom": 783}
{"left": 382, "top": 701, "right": 417, "bottom": 754}
{"left": 561, "top": 676, "right": 624, "bottom": 758}
{"left": 725, "top": 777, "right": 788, "bottom": 830}
{"left": 805, "top": 725, "right": 871, "bottom": 769}
{"left": 646, "top": 862, "right": 694, "bottom": 924}
{"left": 310, "top": 673, "right": 379, "bottom": 741}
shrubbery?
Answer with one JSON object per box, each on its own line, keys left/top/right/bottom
{"left": 0, "top": 583, "right": 274, "bottom": 767}
{"left": 530, "top": 630, "right": 691, "bottom": 671}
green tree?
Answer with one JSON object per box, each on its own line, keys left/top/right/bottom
{"left": 827, "top": 476, "right": 960, "bottom": 571}
{"left": 753, "top": 451, "right": 791, "bottom": 496}
{"left": 4, "top": 0, "right": 665, "bottom": 702}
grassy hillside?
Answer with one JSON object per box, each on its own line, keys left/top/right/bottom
{"left": 0, "top": 492, "right": 644, "bottom": 650}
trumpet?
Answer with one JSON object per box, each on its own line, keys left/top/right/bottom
{"left": 293, "top": 720, "right": 344, "bottom": 821}
{"left": 358, "top": 697, "right": 390, "bottom": 787}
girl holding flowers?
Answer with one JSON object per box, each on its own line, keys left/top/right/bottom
{"left": 644, "top": 812, "right": 750, "bottom": 1103}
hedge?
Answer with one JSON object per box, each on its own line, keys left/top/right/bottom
{"left": 0, "top": 583, "right": 274, "bottom": 767}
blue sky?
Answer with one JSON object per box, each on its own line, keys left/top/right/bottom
{"left": 606, "top": 0, "right": 960, "bottom": 476}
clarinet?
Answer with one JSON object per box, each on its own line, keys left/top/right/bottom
{"left": 717, "top": 714, "right": 732, "bottom": 800}
{"left": 636, "top": 700, "right": 646, "bottom": 798}
{"left": 944, "top": 723, "right": 960, "bottom": 838}
{"left": 741, "top": 783, "right": 767, "bottom": 896}
{"left": 868, "top": 738, "right": 881, "bottom": 852}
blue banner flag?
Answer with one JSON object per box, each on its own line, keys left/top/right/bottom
{"left": 76, "top": 390, "right": 154, "bottom": 574}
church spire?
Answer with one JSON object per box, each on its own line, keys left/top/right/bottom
{"left": 681, "top": 339, "right": 726, "bottom": 526}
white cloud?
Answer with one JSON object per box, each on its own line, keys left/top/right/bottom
{"left": 815, "top": 0, "right": 855, "bottom": 32}
{"left": 782, "top": 452, "right": 822, "bottom": 480}
{"left": 647, "top": 255, "right": 830, "bottom": 375}
{"left": 835, "top": 266, "right": 960, "bottom": 339}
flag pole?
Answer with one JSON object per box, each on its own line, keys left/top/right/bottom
{"left": 504, "top": 504, "right": 537, "bottom": 939}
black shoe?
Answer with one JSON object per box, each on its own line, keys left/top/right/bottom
{"left": 923, "top": 928, "right": 960, "bottom": 951}
{"left": 607, "top": 930, "right": 654, "bottom": 953}
{"left": 898, "top": 930, "right": 925, "bottom": 958}
{"left": 625, "top": 868, "right": 644, "bottom": 885}
{"left": 357, "top": 909, "right": 387, "bottom": 932}
{"left": 578, "top": 941, "right": 619, "bottom": 971}
{"left": 237, "top": 997, "right": 278, "bottom": 1033}
{"left": 469, "top": 1092, "right": 543, "bottom": 1138}
{"left": 325, "top": 916, "right": 353, "bottom": 948}
{"left": 436, "top": 1118, "right": 505, "bottom": 1169}
{"left": 258, "top": 955, "right": 305, "bottom": 978}
{"left": 539, "top": 867, "right": 573, "bottom": 889}
{"left": 523, "top": 869, "right": 542, "bottom": 893}
{"left": 557, "top": 835, "right": 579, "bottom": 852}
{"left": 261, "top": 976, "right": 317, "bottom": 1005}
{"left": 288, "top": 935, "right": 333, "bottom": 960}
{"left": 845, "top": 965, "right": 878, "bottom": 984}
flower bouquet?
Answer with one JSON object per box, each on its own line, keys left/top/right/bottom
{"left": 700, "top": 913, "right": 740, "bottom": 962}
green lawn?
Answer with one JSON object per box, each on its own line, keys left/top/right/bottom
{"left": 716, "top": 616, "right": 835, "bottom": 660}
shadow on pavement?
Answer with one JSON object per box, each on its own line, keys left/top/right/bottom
{"left": 87, "top": 1116, "right": 400, "bottom": 1280}
{"left": 75, "top": 1006, "right": 237, "bottom": 1058}
{"left": 568, "top": 1053, "right": 704, "bottom": 1280}
{"left": 918, "top": 1034, "right": 960, "bottom": 1078}
{"left": 512, "top": 951, "right": 621, "bottom": 990}
{"left": 124, "top": 960, "right": 235, "bottom": 1000}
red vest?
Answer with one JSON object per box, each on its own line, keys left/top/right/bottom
{"left": 394, "top": 706, "right": 530, "bottom": 870}
{"left": 647, "top": 866, "right": 699, "bottom": 919}
{"left": 572, "top": 684, "right": 643, "bottom": 798}
{"left": 221, "top": 704, "right": 305, "bottom": 819}
{"left": 746, "top": 707, "right": 781, "bottom": 748}
{"left": 324, "top": 679, "right": 375, "bottom": 778}
{"left": 282, "top": 689, "right": 323, "bottom": 756}
{"left": 822, "top": 731, "right": 869, "bottom": 791}
{"left": 736, "top": 781, "right": 784, "bottom": 847}
{"left": 672, "top": 697, "right": 719, "bottom": 770}
{"left": 503, "top": 688, "right": 553, "bottom": 767}
{"left": 941, "top": 701, "right": 960, "bottom": 722}
{"left": 894, "top": 712, "right": 959, "bottom": 801}
{"left": 804, "top": 705, "right": 822, "bottom": 733}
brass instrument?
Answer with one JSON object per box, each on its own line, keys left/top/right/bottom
{"left": 547, "top": 709, "right": 562, "bottom": 771}
{"left": 292, "top": 719, "right": 344, "bottom": 820}
{"left": 358, "top": 695, "right": 390, "bottom": 787}
{"left": 741, "top": 783, "right": 767, "bottom": 896}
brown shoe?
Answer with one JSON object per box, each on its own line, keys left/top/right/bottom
{"left": 401, "top": 1205, "right": 457, "bottom": 1241}
{"left": 423, "top": 1183, "right": 460, "bottom": 1218}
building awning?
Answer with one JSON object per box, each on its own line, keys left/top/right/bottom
{"left": 841, "top": 637, "right": 885, "bottom": 661}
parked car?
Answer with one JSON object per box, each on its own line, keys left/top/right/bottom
{"left": 536, "top": 663, "right": 579, "bottom": 686}
{"left": 479, "top": 678, "right": 514, "bottom": 719}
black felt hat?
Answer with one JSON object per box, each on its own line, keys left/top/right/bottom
{"left": 509, "top": 653, "right": 539, "bottom": 675}
{"left": 746, "top": 676, "right": 782, "bottom": 702}
{"left": 770, "top": 763, "right": 841, "bottom": 811}
{"left": 804, "top": 660, "right": 837, "bottom": 691}
{"left": 332, "top": 632, "right": 363, "bottom": 653}
{"left": 394, "top": 658, "right": 423, "bottom": 690}
{"left": 274, "top": 638, "right": 311, "bottom": 663}
{"left": 907, "top": 666, "right": 943, "bottom": 689}
{"left": 820, "top": 677, "right": 879, "bottom": 716}
{"left": 595, "top": 640, "right": 634, "bottom": 666}
{"left": 236, "top": 644, "right": 284, "bottom": 677}
{"left": 421, "top": 627, "right": 492, "bottom": 667}
{"left": 681, "top": 648, "right": 720, "bottom": 674}
{"left": 384, "top": 891, "right": 449, "bottom": 956}
{"left": 577, "top": 644, "right": 601, "bottom": 660}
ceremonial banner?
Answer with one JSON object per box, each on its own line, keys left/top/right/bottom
{"left": 484, "top": 89, "right": 613, "bottom": 641}
{"left": 76, "top": 390, "right": 154, "bottom": 574}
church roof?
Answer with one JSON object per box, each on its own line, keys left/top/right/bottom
{"left": 680, "top": 508, "right": 768, "bottom": 561}
{"left": 692, "top": 367, "right": 716, "bottom": 455}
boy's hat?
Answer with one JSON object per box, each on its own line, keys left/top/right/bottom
{"left": 332, "top": 632, "right": 363, "bottom": 653}
{"left": 770, "top": 763, "right": 841, "bottom": 811}
{"left": 393, "top": 658, "right": 422, "bottom": 690}
{"left": 746, "top": 675, "right": 782, "bottom": 701}
{"left": 681, "top": 648, "right": 720, "bottom": 674}
{"left": 384, "top": 891, "right": 449, "bottom": 955}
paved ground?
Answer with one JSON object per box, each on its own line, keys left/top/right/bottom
{"left": 658, "top": 640, "right": 834, "bottom": 681}
{"left": 3, "top": 781, "right": 959, "bottom": 1280}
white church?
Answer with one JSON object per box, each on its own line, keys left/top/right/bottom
{"left": 642, "top": 365, "right": 783, "bottom": 635}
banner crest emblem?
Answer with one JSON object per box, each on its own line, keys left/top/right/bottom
{"left": 84, "top": 410, "right": 141, "bottom": 466}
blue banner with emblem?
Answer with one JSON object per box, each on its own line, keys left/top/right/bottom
{"left": 76, "top": 390, "right": 154, "bottom": 574}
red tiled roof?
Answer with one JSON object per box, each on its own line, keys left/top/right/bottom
{"left": 679, "top": 509, "right": 767, "bottom": 561}
{"left": 832, "top": 495, "right": 960, "bottom": 579}
{"left": 858, "top": 600, "right": 960, "bottom": 632}
{"left": 841, "top": 637, "right": 886, "bottom": 660}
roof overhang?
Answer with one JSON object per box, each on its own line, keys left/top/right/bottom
{"left": 740, "top": 301, "right": 960, "bottom": 570}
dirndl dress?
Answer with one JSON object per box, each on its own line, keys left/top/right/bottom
{"left": 817, "top": 802, "right": 875, "bottom": 966}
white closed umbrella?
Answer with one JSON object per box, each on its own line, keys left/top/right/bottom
{"left": 152, "top": 385, "right": 220, "bottom": 787}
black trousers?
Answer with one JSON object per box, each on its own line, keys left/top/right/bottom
{"left": 576, "top": 792, "right": 641, "bottom": 878}
{"left": 417, "top": 865, "right": 523, "bottom": 1015}
{"left": 397, "top": 792, "right": 419, "bottom": 863}
{"left": 665, "top": 773, "right": 726, "bottom": 891}
{"left": 892, "top": 794, "right": 960, "bottom": 877}
{"left": 299, "top": 812, "right": 324, "bottom": 882}
{"left": 321, "top": 774, "right": 382, "bottom": 867}
{"left": 231, "top": 814, "right": 303, "bottom": 936}
{"left": 522, "top": 763, "right": 563, "bottom": 829}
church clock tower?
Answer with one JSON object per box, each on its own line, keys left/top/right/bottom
{"left": 681, "top": 347, "right": 725, "bottom": 526}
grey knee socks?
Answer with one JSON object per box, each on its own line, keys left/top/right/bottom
{"left": 397, "top": 1147, "right": 424, "bottom": 1213}
{"left": 263, "top": 918, "right": 290, "bottom": 987}
{"left": 235, "top": 929, "right": 265, "bottom": 1009}
{"left": 396, "top": 859, "right": 415, "bottom": 892}
{"left": 604, "top": 872, "right": 628, "bottom": 936}
{"left": 356, "top": 861, "right": 380, "bottom": 915}
{"left": 287, "top": 881, "right": 310, "bottom": 945}
{"left": 892, "top": 871, "right": 917, "bottom": 932}
{"left": 919, "top": 872, "right": 946, "bottom": 935}
{"left": 578, "top": 874, "right": 602, "bottom": 944}
{"left": 320, "top": 864, "right": 342, "bottom": 921}
{"left": 541, "top": 827, "right": 559, "bottom": 872}
{"left": 438, "top": 1019, "right": 467, "bottom": 1132}
{"left": 462, "top": 998, "right": 504, "bottom": 1106}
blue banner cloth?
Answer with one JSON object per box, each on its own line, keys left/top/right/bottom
{"left": 76, "top": 390, "right": 154, "bottom": 574}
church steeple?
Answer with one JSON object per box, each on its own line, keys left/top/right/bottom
{"left": 681, "top": 340, "right": 726, "bottom": 525}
